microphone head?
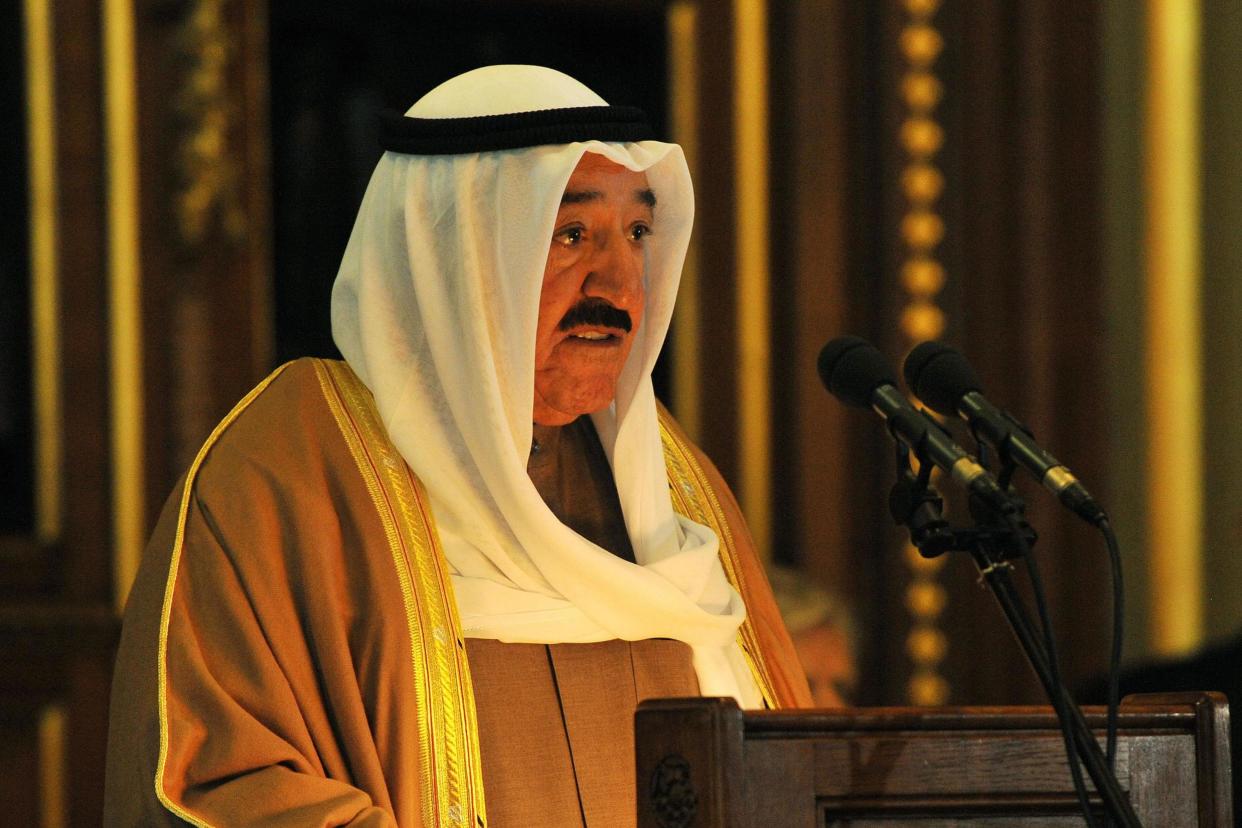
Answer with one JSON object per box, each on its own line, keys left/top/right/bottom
{"left": 903, "top": 341, "right": 982, "bottom": 415}
{"left": 817, "top": 336, "right": 898, "bottom": 408}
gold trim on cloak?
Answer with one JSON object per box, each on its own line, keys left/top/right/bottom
{"left": 155, "top": 363, "right": 293, "bottom": 828}
{"left": 658, "top": 414, "right": 782, "bottom": 710}
{"left": 316, "top": 360, "right": 487, "bottom": 828}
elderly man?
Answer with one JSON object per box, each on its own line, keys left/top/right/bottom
{"left": 104, "top": 65, "right": 811, "bottom": 827}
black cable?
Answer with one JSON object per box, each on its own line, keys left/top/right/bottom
{"left": 1099, "top": 517, "right": 1124, "bottom": 770}
{"left": 981, "top": 562, "right": 1141, "bottom": 825}
{"left": 1006, "top": 511, "right": 1098, "bottom": 827}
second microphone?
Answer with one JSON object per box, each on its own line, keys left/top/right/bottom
{"left": 817, "top": 336, "right": 1015, "bottom": 516}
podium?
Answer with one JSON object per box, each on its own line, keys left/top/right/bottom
{"left": 635, "top": 692, "right": 1231, "bottom": 827}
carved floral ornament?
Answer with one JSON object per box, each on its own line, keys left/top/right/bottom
{"left": 172, "top": 0, "right": 246, "bottom": 249}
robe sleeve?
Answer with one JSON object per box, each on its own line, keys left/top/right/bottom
{"left": 107, "top": 361, "right": 439, "bottom": 826}
{"left": 141, "top": 489, "right": 399, "bottom": 828}
{"left": 107, "top": 462, "right": 406, "bottom": 827}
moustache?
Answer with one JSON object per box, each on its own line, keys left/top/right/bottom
{"left": 557, "top": 299, "right": 633, "bottom": 333}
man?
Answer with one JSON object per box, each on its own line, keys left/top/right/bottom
{"left": 104, "top": 65, "right": 810, "bottom": 826}
{"left": 770, "top": 565, "right": 856, "bottom": 706}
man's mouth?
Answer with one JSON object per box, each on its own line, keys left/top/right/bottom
{"left": 566, "top": 328, "right": 623, "bottom": 343}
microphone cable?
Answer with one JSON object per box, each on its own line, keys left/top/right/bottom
{"left": 1001, "top": 508, "right": 1098, "bottom": 827}
{"left": 821, "top": 336, "right": 1127, "bottom": 824}
{"left": 905, "top": 340, "right": 1126, "bottom": 778}
{"left": 1098, "top": 517, "right": 1124, "bottom": 771}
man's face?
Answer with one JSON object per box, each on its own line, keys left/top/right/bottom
{"left": 533, "top": 154, "right": 654, "bottom": 425}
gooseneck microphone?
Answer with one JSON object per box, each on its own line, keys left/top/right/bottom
{"left": 817, "top": 336, "right": 1015, "bottom": 516}
{"left": 903, "top": 341, "right": 1105, "bottom": 526}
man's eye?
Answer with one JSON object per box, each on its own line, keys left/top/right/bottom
{"left": 630, "top": 223, "right": 653, "bottom": 241}
{"left": 556, "top": 227, "right": 584, "bottom": 246}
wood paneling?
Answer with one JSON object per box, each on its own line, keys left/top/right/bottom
{"left": 768, "top": 0, "right": 907, "bottom": 703}
{"left": 53, "top": 0, "right": 112, "bottom": 606}
{"left": 937, "top": 1, "right": 1108, "bottom": 701}
{"left": 767, "top": 0, "right": 1109, "bottom": 706}
{"left": 0, "top": 3, "right": 117, "bottom": 822}
{"left": 687, "top": 5, "right": 742, "bottom": 486}
{"left": 638, "top": 694, "right": 1232, "bottom": 826}
{"left": 135, "top": 0, "right": 274, "bottom": 529}
{"left": 2, "top": 0, "right": 274, "bottom": 822}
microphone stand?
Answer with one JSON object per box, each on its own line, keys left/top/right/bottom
{"left": 890, "top": 440, "right": 1142, "bottom": 828}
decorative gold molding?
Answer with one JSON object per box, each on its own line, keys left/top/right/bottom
{"left": 173, "top": 0, "right": 246, "bottom": 248}
{"left": 734, "top": 0, "right": 772, "bottom": 561}
{"left": 668, "top": 1, "right": 702, "bottom": 442}
{"left": 898, "top": 0, "right": 949, "bottom": 706}
{"left": 38, "top": 704, "right": 67, "bottom": 828}
{"left": 24, "top": 0, "right": 62, "bottom": 545}
{"left": 104, "top": 0, "right": 146, "bottom": 609}
{"left": 1145, "top": 0, "right": 1203, "bottom": 656}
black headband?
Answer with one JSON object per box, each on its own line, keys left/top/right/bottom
{"left": 378, "top": 105, "right": 655, "bottom": 155}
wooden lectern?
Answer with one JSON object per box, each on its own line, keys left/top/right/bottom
{"left": 635, "top": 692, "right": 1231, "bottom": 827}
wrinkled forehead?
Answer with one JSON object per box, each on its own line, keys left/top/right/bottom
{"left": 567, "top": 151, "right": 648, "bottom": 178}
{"left": 558, "top": 152, "right": 656, "bottom": 211}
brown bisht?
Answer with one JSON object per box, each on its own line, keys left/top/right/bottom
{"left": 104, "top": 359, "right": 810, "bottom": 827}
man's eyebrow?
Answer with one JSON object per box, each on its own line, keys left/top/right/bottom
{"left": 558, "top": 188, "right": 658, "bottom": 208}
{"left": 561, "top": 190, "right": 603, "bottom": 205}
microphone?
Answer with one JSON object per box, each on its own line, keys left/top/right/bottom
{"left": 903, "top": 341, "right": 1105, "bottom": 526}
{"left": 817, "top": 336, "right": 1015, "bottom": 516}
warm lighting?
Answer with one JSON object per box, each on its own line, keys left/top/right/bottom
{"left": 105, "top": 0, "right": 146, "bottom": 609}
{"left": 667, "top": 2, "right": 702, "bottom": 441}
{"left": 734, "top": 0, "right": 772, "bottom": 560}
{"left": 1145, "top": 0, "right": 1204, "bottom": 656}
{"left": 25, "top": 0, "right": 62, "bottom": 545}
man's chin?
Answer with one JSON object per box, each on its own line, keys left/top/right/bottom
{"left": 532, "top": 379, "right": 621, "bottom": 425}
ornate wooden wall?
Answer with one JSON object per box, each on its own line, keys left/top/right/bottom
{"left": 765, "top": 0, "right": 1109, "bottom": 706}
{"left": 4, "top": 1, "right": 120, "bottom": 823}
{"left": 2, "top": 0, "right": 271, "bottom": 823}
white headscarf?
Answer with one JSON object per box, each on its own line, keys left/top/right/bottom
{"left": 332, "top": 65, "right": 760, "bottom": 706}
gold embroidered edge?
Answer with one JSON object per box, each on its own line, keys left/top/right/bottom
{"left": 154, "top": 361, "right": 293, "bottom": 828}
{"left": 316, "top": 360, "right": 487, "bottom": 828}
{"left": 656, "top": 412, "right": 781, "bottom": 709}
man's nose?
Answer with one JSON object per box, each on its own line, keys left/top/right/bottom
{"left": 582, "top": 235, "right": 644, "bottom": 310}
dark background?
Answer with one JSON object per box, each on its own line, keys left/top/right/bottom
{"left": 268, "top": 2, "right": 669, "bottom": 366}
{"left": 1, "top": 1, "right": 33, "bottom": 536}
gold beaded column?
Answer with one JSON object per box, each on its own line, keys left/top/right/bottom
{"left": 897, "top": 0, "right": 951, "bottom": 706}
